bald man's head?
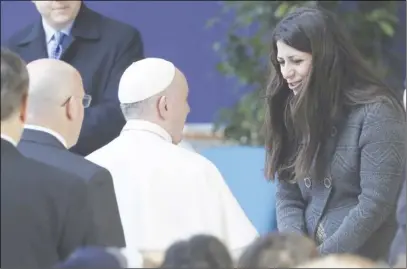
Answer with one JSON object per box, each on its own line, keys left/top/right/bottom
{"left": 25, "top": 59, "right": 85, "bottom": 148}
{"left": 27, "top": 59, "right": 83, "bottom": 106}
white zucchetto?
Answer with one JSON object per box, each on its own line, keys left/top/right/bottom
{"left": 118, "top": 58, "right": 176, "bottom": 104}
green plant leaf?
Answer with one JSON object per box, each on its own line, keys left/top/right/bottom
{"left": 274, "top": 2, "right": 289, "bottom": 18}
{"left": 378, "top": 21, "right": 394, "bottom": 36}
{"left": 205, "top": 17, "right": 220, "bottom": 29}
{"left": 213, "top": 42, "right": 221, "bottom": 52}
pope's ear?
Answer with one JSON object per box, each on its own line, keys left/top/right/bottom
{"left": 157, "top": 95, "right": 168, "bottom": 119}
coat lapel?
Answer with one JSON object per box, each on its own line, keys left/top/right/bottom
{"left": 60, "top": 4, "right": 101, "bottom": 61}
{"left": 16, "top": 19, "right": 48, "bottom": 60}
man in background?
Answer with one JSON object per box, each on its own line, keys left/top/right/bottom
{"left": 5, "top": 0, "right": 144, "bottom": 156}
{"left": 1, "top": 48, "right": 97, "bottom": 268}
{"left": 18, "top": 58, "right": 125, "bottom": 248}
{"left": 86, "top": 58, "right": 258, "bottom": 266}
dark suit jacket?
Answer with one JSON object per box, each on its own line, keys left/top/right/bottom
{"left": 18, "top": 128, "right": 125, "bottom": 248}
{"left": 276, "top": 101, "right": 406, "bottom": 261}
{"left": 1, "top": 138, "right": 97, "bottom": 268}
{"left": 5, "top": 3, "right": 144, "bottom": 156}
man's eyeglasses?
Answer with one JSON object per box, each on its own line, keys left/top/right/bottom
{"left": 82, "top": 94, "right": 92, "bottom": 108}
{"left": 61, "top": 94, "right": 92, "bottom": 108}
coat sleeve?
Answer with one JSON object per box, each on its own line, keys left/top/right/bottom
{"left": 276, "top": 178, "right": 307, "bottom": 234}
{"left": 71, "top": 29, "right": 144, "bottom": 155}
{"left": 205, "top": 161, "right": 259, "bottom": 254}
{"left": 318, "top": 101, "right": 406, "bottom": 254}
{"left": 88, "top": 168, "right": 125, "bottom": 248}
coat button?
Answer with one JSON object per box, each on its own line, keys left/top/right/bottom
{"left": 331, "top": 126, "right": 337, "bottom": 137}
{"left": 324, "top": 177, "right": 332, "bottom": 189}
{"left": 304, "top": 177, "right": 312, "bottom": 188}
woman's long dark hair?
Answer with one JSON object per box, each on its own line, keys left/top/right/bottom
{"left": 264, "top": 6, "right": 404, "bottom": 181}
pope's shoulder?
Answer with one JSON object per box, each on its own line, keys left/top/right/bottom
{"left": 170, "top": 144, "right": 222, "bottom": 174}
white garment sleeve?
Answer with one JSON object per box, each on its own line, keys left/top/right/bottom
{"left": 204, "top": 161, "right": 259, "bottom": 252}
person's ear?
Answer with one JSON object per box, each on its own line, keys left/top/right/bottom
{"left": 19, "top": 92, "right": 28, "bottom": 123}
{"left": 157, "top": 95, "right": 169, "bottom": 120}
{"left": 65, "top": 96, "right": 76, "bottom": 121}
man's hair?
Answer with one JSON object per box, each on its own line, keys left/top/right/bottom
{"left": 120, "top": 95, "right": 159, "bottom": 120}
{"left": 1, "top": 47, "right": 29, "bottom": 121}
{"left": 237, "top": 232, "right": 317, "bottom": 268}
{"left": 120, "top": 101, "right": 147, "bottom": 120}
{"left": 161, "top": 234, "right": 233, "bottom": 268}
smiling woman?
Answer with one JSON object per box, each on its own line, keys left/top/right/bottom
{"left": 265, "top": 5, "right": 406, "bottom": 262}
{"left": 275, "top": 40, "right": 312, "bottom": 96}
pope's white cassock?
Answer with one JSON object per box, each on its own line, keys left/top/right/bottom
{"left": 86, "top": 121, "right": 258, "bottom": 263}
{"left": 86, "top": 58, "right": 258, "bottom": 266}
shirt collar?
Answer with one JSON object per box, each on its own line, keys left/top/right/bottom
{"left": 121, "top": 120, "right": 173, "bottom": 143}
{"left": 0, "top": 134, "right": 18, "bottom": 147}
{"left": 24, "top": 124, "right": 68, "bottom": 148}
{"left": 42, "top": 18, "right": 74, "bottom": 44}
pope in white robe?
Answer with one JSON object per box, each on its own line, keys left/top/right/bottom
{"left": 86, "top": 58, "right": 258, "bottom": 266}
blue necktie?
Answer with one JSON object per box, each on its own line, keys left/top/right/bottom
{"left": 50, "top": 31, "right": 65, "bottom": 59}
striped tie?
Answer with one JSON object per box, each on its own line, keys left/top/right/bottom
{"left": 49, "top": 31, "right": 65, "bottom": 59}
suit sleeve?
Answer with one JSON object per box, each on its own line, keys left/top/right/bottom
{"left": 88, "top": 168, "right": 125, "bottom": 247}
{"left": 276, "top": 178, "right": 307, "bottom": 234}
{"left": 71, "top": 29, "right": 144, "bottom": 155}
{"left": 318, "top": 102, "right": 406, "bottom": 255}
{"left": 58, "top": 178, "right": 99, "bottom": 260}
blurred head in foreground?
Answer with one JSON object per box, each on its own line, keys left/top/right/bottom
{"left": 237, "top": 232, "right": 318, "bottom": 268}
{"left": 160, "top": 234, "right": 233, "bottom": 268}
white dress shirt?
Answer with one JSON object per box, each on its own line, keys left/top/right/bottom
{"left": 86, "top": 120, "right": 258, "bottom": 265}
{"left": 0, "top": 134, "right": 18, "bottom": 147}
{"left": 42, "top": 19, "right": 73, "bottom": 58}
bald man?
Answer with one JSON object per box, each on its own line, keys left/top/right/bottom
{"left": 17, "top": 59, "right": 125, "bottom": 248}
{"left": 86, "top": 58, "right": 258, "bottom": 266}
{"left": 1, "top": 47, "right": 97, "bottom": 269}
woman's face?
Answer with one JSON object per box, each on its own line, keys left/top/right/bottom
{"left": 276, "top": 40, "right": 312, "bottom": 95}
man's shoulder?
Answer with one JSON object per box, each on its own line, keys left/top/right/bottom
{"left": 171, "top": 144, "right": 221, "bottom": 174}
{"left": 18, "top": 139, "right": 102, "bottom": 184}
{"left": 88, "top": 6, "right": 141, "bottom": 39}
{"left": 4, "top": 22, "right": 36, "bottom": 48}
{"left": 58, "top": 148, "right": 110, "bottom": 179}
{"left": 30, "top": 143, "right": 109, "bottom": 181}
{"left": 18, "top": 153, "right": 86, "bottom": 190}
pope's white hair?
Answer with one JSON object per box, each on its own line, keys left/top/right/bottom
{"left": 120, "top": 94, "right": 160, "bottom": 120}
